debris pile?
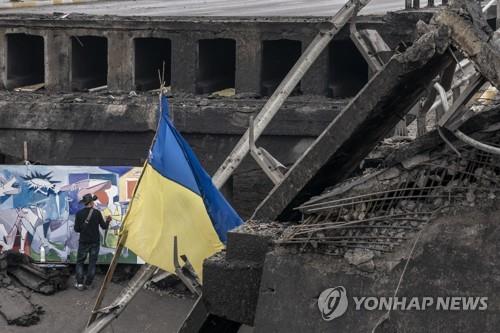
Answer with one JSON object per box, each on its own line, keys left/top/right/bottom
{"left": 5, "top": 252, "right": 70, "bottom": 294}
{"left": 278, "top": 112, "right": 500, "bottom": 265}
{"left": 0, "top": 251, "right": 69, "bottom": 326}
{"left": 144, "top": 274, "right": 194, "bottom": 299}
{"left": 0, "top": 285, "right": 43, "bottom": 326}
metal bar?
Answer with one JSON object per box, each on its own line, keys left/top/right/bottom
{"left": 454, "top": 130, "right": 500, "bottom": 155}
{"left": 483, "top": 0, "right": 496, "bottom": 13}
{"left": 297, "top": 187, "right": 460, "bottom": 210}
{"left": 349, "top": 22, "right": 383, "bottom": 72}
{"left": 434, "top": 82, "right": 450, "bottom": 113}
{"left": 212, "top": 0, "right": 372, "bottom": 188}
{"left": 23, "top": 141, "right": 28, "bottom": 162}
{"left": 174, "top": 236, "right": 202, "bottom": 296}
{"left": 417, "top": 61, "right": 457, "bottom": 137}
{"left": 84, "top": 264, "right": 157, "bottom": 333}
{"left": 303, "top": 194, "right": 463, "bottom": 213}
{"left": 249, "top": 117, "right": 284, "bottom": 185}
{"left": 438, "top": 74, "right": 485, "bottom": 130}
{"left": 178, "top": 295, "right": 209, "bottom": 333}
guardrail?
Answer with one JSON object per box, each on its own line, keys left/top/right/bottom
{"left": 405, "top": 0, "right": 447, "bottom": 9}
{"left": 0, "top": 0, "right": 99, "bottom": 10}
{"left": 405, "top": 0, "right": 495, "bottom": 10}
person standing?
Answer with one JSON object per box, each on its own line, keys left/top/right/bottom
{"left": 73, "top": 193, "right": 111, "bottom": 290}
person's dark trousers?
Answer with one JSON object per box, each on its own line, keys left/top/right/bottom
{"left": 75, "top": 242, "right": 100, "bottom": 286}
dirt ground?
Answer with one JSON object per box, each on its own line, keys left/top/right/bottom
{"left": 1, "top": 274, "right": 196, "bottom": 333}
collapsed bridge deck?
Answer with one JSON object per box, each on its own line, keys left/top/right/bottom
{"left": 0, "top": 10, "right": 431, "bottom": 217}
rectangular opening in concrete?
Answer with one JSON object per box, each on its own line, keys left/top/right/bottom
{"left": 71, "top": 36, "right": 107, "bottom": 91}
{"left": 261, "top": 39, "right": 302, "bottom": 96}
{"left": 328, "top": 40, "right": 368, "bottom": 98}
{"left": 6, "top": 33, "right": 44, "bottom": 89}
{"left": 196, "top": 39, "right": 236, "bottom": 94}
{"left": 134, "top": 38, "right": 171, "bottom": 91}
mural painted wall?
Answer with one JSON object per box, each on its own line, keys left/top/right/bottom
{"left": 0, "top": 165, "right": 144, "bottom": 264}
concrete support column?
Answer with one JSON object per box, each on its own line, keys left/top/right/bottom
{"left": 0, "top": 31, "right": 6, "bottom": 90}
{"left": 497, "top": 0, "right": 500, "bottom": 29}
{"left": 107, "top": 32, "right": 134, "bottom": 92}
{"left": 235, "top": 33, "right": 261, "bottom": 94}
{"left": 171, "top": 35, "right": 197, "bottom": 94}
{"left": 46, "top": 31, "right": 70, "bottom": 92}
{"left": 301, "top": 36, "right": 329, "bottom": 96}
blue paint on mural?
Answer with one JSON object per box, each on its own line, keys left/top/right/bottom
{"left": 0, "top": 165, "right": 144, "bottom": 264}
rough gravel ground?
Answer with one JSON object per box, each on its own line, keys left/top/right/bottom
{"left": 0, "top": 274, "right": 196, "bottom": 333}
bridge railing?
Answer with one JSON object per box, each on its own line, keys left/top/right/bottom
{"left": 405, "top": 0, "right": 447, "bottom": 10}
{"left": 405, "top": 0, "right": 495, "bottom": 10}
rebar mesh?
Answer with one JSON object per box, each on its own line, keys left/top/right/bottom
{"left": 278, "top": 132, "right": 500, "bottom": 256}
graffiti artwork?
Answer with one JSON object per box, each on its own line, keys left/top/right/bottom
{"left": 0, "top": 165, "right": 143, "bottom": 264}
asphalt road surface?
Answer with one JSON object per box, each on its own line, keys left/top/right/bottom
{"left": 1, "top": 274, "right": 196, "bottom": 333}
{"left": 0, "top": 0, "right": 425, "bottom": 16}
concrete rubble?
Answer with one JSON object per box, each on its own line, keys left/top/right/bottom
{"left": 200, "top": 102, "right": 500, "bottom": 331}
{"left": 0, "top": 252, "right": 69, "bottom": 326}
{"left": 253, "top": 0, "right": 500, "bottom": 222}
{"left": 1, "top": 0, "right": 500, "bottom": 332}
{"left": 197, "top": 1, "right": 500, "bottom": 331}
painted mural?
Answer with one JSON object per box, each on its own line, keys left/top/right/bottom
{"left": 0, "top": 165, "right": 144, "bottom": 264}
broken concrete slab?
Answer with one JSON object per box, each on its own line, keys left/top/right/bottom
{"left": 203, "top": 253, "right": 263, "bottom": 326}
{"left": 254, "top": 205, "right": 500, "bottom": 332}
{"left": 0, "top": 287, "right": 42, "bottom": 326}
{"left": 252, "top": 23, "right": 453, "bottom": 221}
{"left": 4, "top": 252, "right": 69, "bottom": 295}
{"left": 202, "top": 223, "right": 285, "bottom": 326}
{"left": 433, "top": 0, "right": 500, "bottom": 89}
{"left": 344, "top": 248, "right": 374, "bottom": 266}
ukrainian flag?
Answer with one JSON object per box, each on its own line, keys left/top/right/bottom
{"left": 122, "top": 95, "right": 242, "bottom": 279}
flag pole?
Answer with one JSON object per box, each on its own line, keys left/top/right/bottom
{"left": 86, "top": 230, "right": 127, "bottom": 327}
{"left": 86, "top": 87, "right": 165, "bottom": 328}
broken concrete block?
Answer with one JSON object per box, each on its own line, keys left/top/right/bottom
{"left": 0, "top": 288, "right": 41, "bottom": 326}
{"left": 344, "top": 248, "right": 375, "bottom": 266}
{"left": 401, "top": 152, "right": 431, "bottom": 169}
{"left": 433, "top": 0, "right": 500, "bottom": 89}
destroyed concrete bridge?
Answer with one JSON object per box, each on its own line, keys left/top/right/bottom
{"left": 0, "top": 2, "right": 448, "bottom": 218}
{"left": 1, "top": 0, "right": 500, "bottom": 332}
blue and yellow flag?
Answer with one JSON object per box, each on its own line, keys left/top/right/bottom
{"left": 122, "top": 96, "right": 242, "bottom": 278}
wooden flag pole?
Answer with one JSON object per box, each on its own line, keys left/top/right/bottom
{"left": 86, "top": 89, "right": 165, "bottom": 328}
{"left": 86, "top": 231, "right": 128, "bottom": 327}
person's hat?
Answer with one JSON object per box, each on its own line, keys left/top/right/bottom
{"left": 80, "top": 193, "right": 98, "bottom": 205}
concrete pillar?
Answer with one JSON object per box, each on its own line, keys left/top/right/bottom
{"left": 0, "top": 31, "right": 6, "bottom": 90}
{"left": 171, "top": 35, "right": 197, "bottom": 94}
{"left": 497, "top": 0, "right": 500, "bottom": 29}
{"left": 107, "top": 32, "right": 134, "bottom": 92}
{"left": 301, "top": 36, "right": 329, "bottom": 96}
{"left": 46, "top": 31, "right": 70, "bottom": 92}
{"left": 235, "top": 33, "right": 261, "bottom": 94}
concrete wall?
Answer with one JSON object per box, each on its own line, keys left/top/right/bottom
{"left": 0, "top": 92, "right": 345, "bottom": 217}
{"left": 0, "top": 12, "right": 430, "bottom": 216}
{"left": 253, "top": 208, "right": 500, "bottom": 332}
{"left": 0, "top": 12, "right": 427, "bottom": 95}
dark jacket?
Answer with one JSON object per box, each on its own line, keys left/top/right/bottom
{"left": 74, "top": 207, "right": 108, "bottom": 244}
